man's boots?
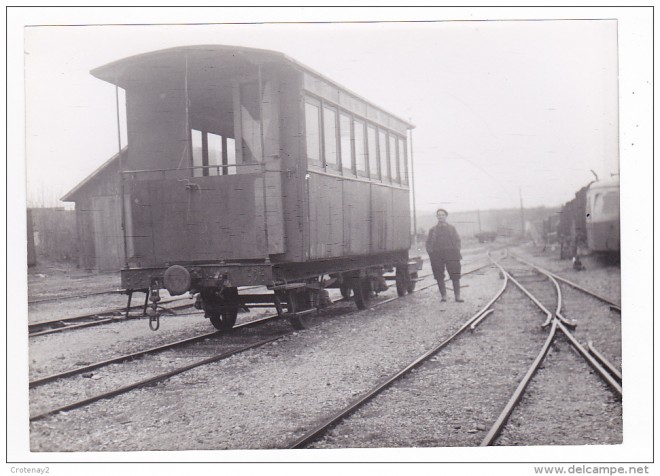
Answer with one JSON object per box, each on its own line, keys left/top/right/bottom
{"left": 452, "top": 278, "right": 464, "bottom": 302}
{"left": 437, "top": 280, "right": 447, "bottom": 302}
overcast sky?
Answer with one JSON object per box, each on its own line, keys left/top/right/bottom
{"left": 20, "top": 10, "right": 644, "bottom": 214}
{"left": 7, "top": 6, "right": 655, "bottom": 467}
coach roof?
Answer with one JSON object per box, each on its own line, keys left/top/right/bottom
{"left": 91, "top": 44, "right": 414, "bottom": 129}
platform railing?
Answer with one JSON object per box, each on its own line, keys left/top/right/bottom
{"left": 121, "top": 163, "right": 266, "bottom": 178}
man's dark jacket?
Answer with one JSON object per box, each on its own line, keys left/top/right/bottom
{"left": 426, "top": 222, "right": 462, "bottom": 261}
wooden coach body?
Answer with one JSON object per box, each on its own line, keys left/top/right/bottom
{"left": 92, "top": 45, "right": 414, "bottom": 290}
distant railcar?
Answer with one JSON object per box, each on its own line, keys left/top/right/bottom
{"left": 559, "top": 177, "right": 619, "bottom": 259}
{"left": 91, "top": 45, "right": 420, "bottom": 330}
{"left": 585, "top": 177, "right": 620, "bottom": 253}
{"left": 475, "top": 231, "right": 497, "bottom": 243}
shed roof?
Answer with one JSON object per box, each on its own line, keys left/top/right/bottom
{"left": 61, "top": 147, "right": 126, "bottom": 202}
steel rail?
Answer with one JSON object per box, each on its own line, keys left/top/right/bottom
{"left": 529, "top": 264, "right": 578, "bottom": 328}
{"left": 504, "top": 260, "right": 576, "bottom": 328}
{"left": 556, "top": 321, "right": 622, "bottom": 397}
{"left": 30, "top": 270, "right": 476, "bottom": 421}
{"left": 587, "top": 341, "right": 622, "bottom": 383}
{"left": 480, "top": 319, "right": 558, "bottom": 446}
{"left": 481, "top": 253, "right": 563, "bottom": 445}
{"left": 30, "top": 262, "right": 491, "bottom": 408}
{"left": 29, "top": 266, "right": 485, "bottom": 421}
{"left": 30, "top": 275, "right": 445, "bottom": 390}
{"left": 510, "top": 255, "right": 621, "bottom": 392}
{"left": 499, "top": 261, "right": 621, "bottom": 395}
{"left": 512, "top": 255, "right": 621, "bottom": 311}
{"left": 28, "top": 268, "right": 463, "bottom": 391}
{"left": 470, "top": 309, "right": 495, "bottom": 331}
{"left": 29, "top": 315, "right": 143, "bottom": 338}
{"left": 287, "top": 271, "right": 508, "bottom": 449}
{"left": 414, "top": 261, "right": 494, "bottom": 294}
{"left": 489, "top": 247, "right": 555, "bottom": 328}
{"left": 28, "top": 313, "right": 281, "bottom": 388}
{"left": 28, "top": 297, "right": 193, "bottom": 336}
{"left": 29, "top": 334, "right": 285, "bottom": 422}
{"left": 29, "top": 286, "right": 267, "bottom": 336}
{"left": 28, "top": 289, "right": 127, "bottom": 305}
{"left": 500, "top": 270, "right": 553, "bottom": 327}
{"left": 28, "top": 284, "right": 265, "bottom": 306}
{"left": 482, "top": 254, "right": 622, "bottom": 445}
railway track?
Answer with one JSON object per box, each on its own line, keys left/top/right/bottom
{"left": 27, "top": 285, "right": 267, "bottom": 337}
{"left": 287, "top": 268, "right": 508, "bottom": 448}
{"left": 28, "top": 288, "right": 127, "bottom": 305}
{"left": 28, "top": 314, "right": 281, "bottom": 389}
{"left": 27, "top": 296, "right": 194, "bottom": 337}
{"left": 29, "top": 330, "right": 287, "bottom": 422}
{"left": 28, "top": 262, "right": 493, "bottom": 425}
{"left": 480, "top": 254, "right": 621, "bottom": 446}
{"left": 512, "top": 254, "right": 621, "bottom": 311}
{"left": 284, "top": 250, "right": 621, "bottom": 448}
{"left": 510, "top": 254, "right": 622, "bottom": 369}
{"left": 29, "top": 249, "right": 620, "bottom": 449}
{"left": 28, "top": 284, "right": 266, "bottom": 305}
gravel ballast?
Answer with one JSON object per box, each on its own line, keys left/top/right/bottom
{"left": 28, "top": 245, "right": 623, "bottom": 452}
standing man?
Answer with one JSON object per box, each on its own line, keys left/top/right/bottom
{"left": 426, "top": 208, "right": 464, "bottom": 302}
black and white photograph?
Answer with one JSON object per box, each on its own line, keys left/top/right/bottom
{"left": 6, "top": 6, "right": 653, "bottom": 473}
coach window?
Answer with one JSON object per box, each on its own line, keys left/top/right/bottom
{"left": 339, "top": 113, "right": 353, "bottom": 175}
{"left": 390, "top": 134, "right": 400, "bottom": 184}
{"left": 226, "top": 137, "right": 237, "bottom": 175}
{"left": 602, "top": 191, "right": 620, "bottom": 216}
{"left": 191, "top": 129, "right": 224, "bottom": 177}
{"left": 354, "top": 119, "right": 367, "bottom": 178}
{"left": 323, "top": 105, "right": 339, "bottom": 171}
{"left": 367, "top": 124, "right": 379, "bottom": 180}
{"left": 207, "top": 133, "right": 223, "bottom": 176}
{"left": 191, "top": 129, "right": 204, "bottom": 177}
{"left": 594, "top": 191, "right": 619, "bottom": 219}
{"left": 240, "top": 82, "right": 262, "bottom": 163}
{"left": 399, "top": 136, "right": 409, "bottom": 185}
{"left": 305, "top": 98, "right": 322, "bottom": 167}
{"left": 378, "top": 129, "right": 390, "bottom": 183}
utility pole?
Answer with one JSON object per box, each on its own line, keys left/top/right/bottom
{"left": 409, "top": 126, "right": 417, "bottom": 249}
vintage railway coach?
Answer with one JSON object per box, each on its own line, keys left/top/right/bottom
{"left": 91, "top": 45, "right": 420, "bottom": 330}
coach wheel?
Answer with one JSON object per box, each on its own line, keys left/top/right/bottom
{"left": 203, "top": 288, "right": 238, "bottom": 331}
{"left": 407, "top": 272, "right": 417, "bottom": 294}
{"left": 287, "top": 289, "right": 314, "bottom": 330}
{"left": 353, "top": 277, "right": 372, "bottom": 310}
{"left": 208, "top": 309, "right": 238, "bottom": 331}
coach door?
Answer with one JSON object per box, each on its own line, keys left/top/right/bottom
{"left": 234, "top": 74, "right": 285, "bottom": 255}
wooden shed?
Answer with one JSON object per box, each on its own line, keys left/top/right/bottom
{"left": 61, "top": 148, "right": 127, "bottom": 271}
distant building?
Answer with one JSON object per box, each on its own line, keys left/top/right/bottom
{"left": 61, "top": 148, "right": 126, "bottom": 271}
{"left": 26, "top": 210, "right": 36, "bottom": 267}
{"left": 27, "top": 207, "right": 78, "bottom": 265}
